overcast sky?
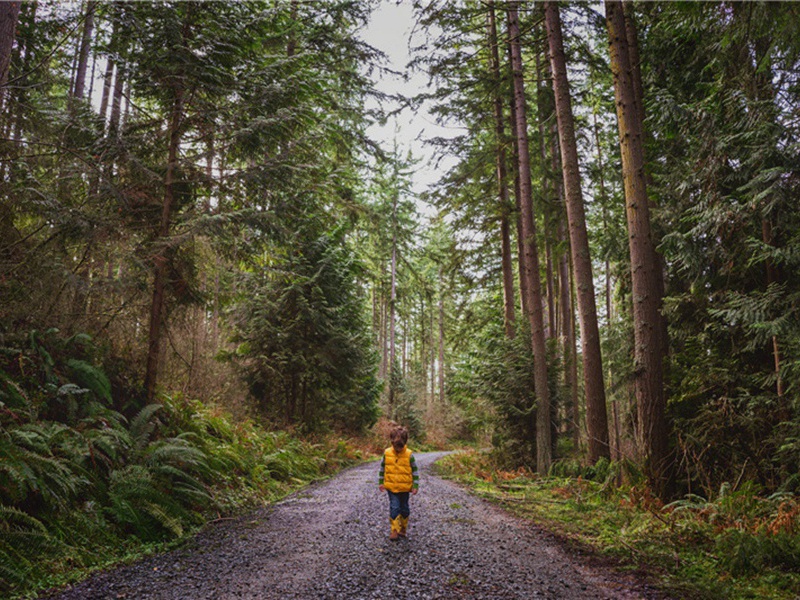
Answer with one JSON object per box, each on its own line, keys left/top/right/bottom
{"left": 358, "top": 0, "right": 460, "bottom": 198}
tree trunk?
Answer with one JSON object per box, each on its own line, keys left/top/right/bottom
{"left": 487, "top": 3, "right": 516, "bottom": 340}
{"left": 624, "top": 1, "right": 670, "bottom": 368}
{"left": 430, "top": 294, "right": 435, "bottom": 405}
{"left": 506, "top": 43, "right": 528, "bottom": 321}
{"left": 545, "top": 1, "right": 610, "bottom": 462}
{"left": 605, "top": 0, "right": 670, "bottom": 493}
{"left": 73, "top": 1, "right": 95, "bottom": 99}
{"left": 287, "top": 0, "right": 298, "bottom": 58}
{"left": 543, "top": 57, "right": 580, "bottom": 447}
{"left": 534, "top": 38, "right": 557, "bottom": 341}
{"left": 388, "top": 188, "right": 398, "bottom": 408}
{"left": 507, "top": 2, "right": 552, "bottom": 474}
{"left": 0, "top": 0, "right": 20, "bottom": 110}
{"left": 109, "top": 56, "right": 125, "bottom": 135}
{"left": 98, "top": 59, "right": 114, "bottom": 127}
{"left": 438, "top": 274, "right": 445, "bottom": 405}
{"left": 144, "top": 85, "right": 186, "bottom": 403}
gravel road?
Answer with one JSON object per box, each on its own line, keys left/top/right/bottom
{"left": 42, "top": 452, "right": 665, "bottom": 600}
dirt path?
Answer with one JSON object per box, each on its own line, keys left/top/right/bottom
{"left": 43, "top": 452, "right": 665, "bottom": 599}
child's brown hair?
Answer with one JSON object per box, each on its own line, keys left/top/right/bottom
{"left": 389, "top": 425, "right": 408, "bottom": 453}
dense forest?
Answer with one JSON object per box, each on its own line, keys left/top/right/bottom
{"left": 1, "top": 0, "right": 799, "bottom": 596}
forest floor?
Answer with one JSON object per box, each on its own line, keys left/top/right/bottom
{"left": 40, "top": 452, "right": 667, "bottom": 600}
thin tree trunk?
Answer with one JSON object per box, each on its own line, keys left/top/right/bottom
{"left": 508, "top": 2, "right": 551, "bottom": 474}
{"left": 0, "top": 1, "right": 21, "bottom": 110}
{"left": 438, "top": 273, "right": 445, "bottom": 405}
{"left": 402, "top": 318, "right": 407, "bottom": 377}
{"left": 389, "top": 188, "right": 398, "bottom": 408}
{"left": 144, "top": 86, "right": 186, "bottom": 403}
{"left": 487, "top": 3, "right": 516, "bottom": 340}
{"left": 606, "top": 0, "right": 670, "bottom": 493}
{"left": 429, "top": 294, "right": 435, "bottom": 405}
{"left": 534, "top": 40, "right": 556, "bottom": 341}
{"left": 545, "top": 2, "right": 610, "bottom": 462}
{"left": 506, "top": 45, "right": 528, "bottom": 321}
{"left": 98, "top": 58, "right": 114, "bottom": 128}
{"left": 419, "top": 291, "right": 425, "bottom": 402}
{"left": 87, "top": 38, "right": 97, "bottom": 100}
{"left": 545, "top": 54, "right": 579, "bottom": 446}
{"left": 287, "top": 0, "right": 298, "bottom": 58}
{"left": 762, "top": 219, "right": 784, "bottom": 397}
{"left": 73, "top": 1, "right": 95, "bottom": 100}
{"left": 109, "top": 57, "right": 125, "bottom": 135}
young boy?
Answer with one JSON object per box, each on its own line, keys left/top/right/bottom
{"left": 378, "top": 425, "right": 419, "bottom": 540}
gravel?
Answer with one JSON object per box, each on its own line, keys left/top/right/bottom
{"left": 41, "top": 452, "right": 668, "bottom": 600}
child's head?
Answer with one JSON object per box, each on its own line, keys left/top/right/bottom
{"left": 389, "top": 425, "right": 408, "bottom": 452}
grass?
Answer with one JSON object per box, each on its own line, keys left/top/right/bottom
{"left": 434, "top": 450, "right": 800, "bottom": 600}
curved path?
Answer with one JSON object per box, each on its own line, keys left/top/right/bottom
{"left": 43, "top": 452, "right": 664, "bottom": 599}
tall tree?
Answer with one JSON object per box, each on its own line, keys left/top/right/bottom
{"left": 507, "top": 1, "right": 552, "bottom": 474}
{"left": 72, "top": 1, "right": 96, "bottom": 100}
{"left": 487, "top": 2, "right": 516, "bottom": 340}
{"left": 545, "top": 2, "right": 610, "bottom": 462}
{"left": 0, "top": 0, "right": 20, "bottom": 109}
{"left": 605, "top": 0, "right": 670, "bottom": 491}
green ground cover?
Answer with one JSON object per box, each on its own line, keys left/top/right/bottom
{"left": 435, "top": 450, "right": 800, "bottom": 600}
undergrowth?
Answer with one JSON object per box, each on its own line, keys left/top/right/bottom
{"left": 0, "top": 330, "right": 368, "bottom": 599}
{"left": 435, "top": 450, "right": 800, "bottom": 600}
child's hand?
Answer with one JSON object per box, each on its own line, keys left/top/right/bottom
{"left": 412, "top": 488, "right": 418, "bottom": 495}
{"left": 379, "top": 485, "right": 386, "bottom": 493}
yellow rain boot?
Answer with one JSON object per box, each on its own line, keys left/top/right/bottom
{"left": 389, "top": 516, "right": 401, "bottom": 540}
{"left": 398, "top": 515, "right": 408, "bottom": 537}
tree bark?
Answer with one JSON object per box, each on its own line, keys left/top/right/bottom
{"left": 72, "top": 1, "right": 96, "bottom": 99}
{"left": 144, "top": 83, "right": 185, "bottom": 402}
{"left": 505, "top": 41, "right": 528, "bottom": 322}
{"left": 545, "top": 1, "right": 610, "bottom": 462}
{"left": 388, "top": 185, "right": 398, "bottom": 408}
{"left": 534, "top": 37, "right": 556, "bottom": 341}
{"left": 542, "top": 51, "right": 580, "bottom": 447}
{"left": 0, "top": 0, "right": 20, "bottom": 110}
{"left": 605, "top": 0, "right": 670, "bottom": 492}
{"left": 109, "top": 56, "right": 125, "bottom": 135}
{"left": 507, "top": 2, "right": 551, "bottom": 474}
{"left": 430, "top": 295, "right": 435, "bottom": 405}
{"left": 487, "top": 3, "right": 516, "bottom": 340}
{"left": 438, "top": 271, "right": 445, "bottom": 405}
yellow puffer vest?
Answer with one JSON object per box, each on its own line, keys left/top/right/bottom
{"left": 383, "top": 446, "right": 413, "bottom": 493}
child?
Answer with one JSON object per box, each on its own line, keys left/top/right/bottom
{"left": 378, "top": 425, "right": 419, "bottom": 540}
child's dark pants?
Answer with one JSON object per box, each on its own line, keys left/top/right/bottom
{"left": 387, "top": 491, "right": 410, "bottom": 519}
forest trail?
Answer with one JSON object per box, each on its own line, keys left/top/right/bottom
{"left": 43, "top": 453, "right": 664, "bottom": 600}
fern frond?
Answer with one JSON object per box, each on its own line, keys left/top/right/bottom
{"left": 66, "top": 359, "right": 112, "bottom": 404}
{"left": 129, "top": 404, "right": 163, "bottom": 456}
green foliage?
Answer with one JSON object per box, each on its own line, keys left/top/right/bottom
{"left": 641, "top": 1, "right": 800, "bottom": 495}
{"left": 0, "top": 332, "right": 367, "bottom": 599}
{"left": 439, "top": 450, "right": 800, "bottom": 600}
{"left": 230, "top": 224, "right": 380, "bottom": 433}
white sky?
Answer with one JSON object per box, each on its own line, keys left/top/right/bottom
{"left": 358, "top": 0, "right": 460, "bottom": 198}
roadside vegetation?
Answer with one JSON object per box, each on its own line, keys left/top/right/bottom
{"left": 0, "top": 330, "right": 370, "bottom": 600}
{"left": 436, "top": 450, "right": 800, "bottom": 600}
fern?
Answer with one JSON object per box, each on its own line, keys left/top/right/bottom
{"left": 66, "top": 359, "right": 112, "bottom": 405}
{"left": 2, "top": 425, "right": 87, "bottom": 509}
{"left": 0, "top": 505, "right": 56, "bottom": 590}
{"left": 106, "top": 466, "right": 194, "bottom": 541}
{"left": 129, "top": 404, "right": 163, "bottom": 457}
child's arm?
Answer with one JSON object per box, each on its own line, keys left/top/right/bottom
{"left": 410, "top": 454, "right": 419, "bottom": 494}
{"left": 378, "top": 453, "right": 386, "bottom": 492}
